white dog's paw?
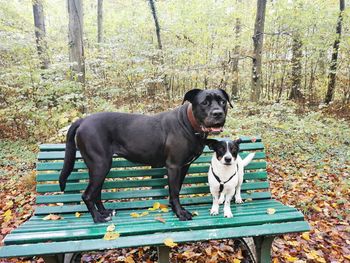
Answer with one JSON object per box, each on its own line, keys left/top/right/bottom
{"left": 235, "top": 197, "right": 243, "bottom": 204}
{"left": 224, "top": 210, "right": 233, "bottom": 218}
{"left": 210, "top": 207, "right": 219, "bottom": 216}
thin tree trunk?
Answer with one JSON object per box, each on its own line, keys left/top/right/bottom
{"left": 97, "top": 0, "right": 103, "bottom": 43}
{"left": 289, "top": 34, "right": 304, "bottom": 100}
{"left": 231, "top": 13, "right": 241, "bottom": 98}
{"left": 32, "top": 0, "right": 49, "bottom": 69}
{"left": 68, "top": 0, "right": 85, "bottom": 83}
{"left": 324, "top": 0, "right": 345, "bottom": 104}
{"left": 251, "top": 0, "right": 267, "bottom": 102}
{"left": 149, "top": 0, "right": 162, "bottom": 50}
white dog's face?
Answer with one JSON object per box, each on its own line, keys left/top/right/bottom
{"left": 206, "top": 139, "right": 241, "bottom": 165}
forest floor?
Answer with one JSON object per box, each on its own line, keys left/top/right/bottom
{"left": 0, "top": 101, "right": 349, "bottom": 263}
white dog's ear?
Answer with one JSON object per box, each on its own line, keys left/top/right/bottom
{"left": 205, "top": 139, "right": 219, "bottom": 150}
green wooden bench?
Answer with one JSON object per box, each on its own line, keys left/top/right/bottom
{"left": 0, "top": 136, "right": 310, "bottom": 262}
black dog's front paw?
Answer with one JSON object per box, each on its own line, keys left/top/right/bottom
{"left": 177, "top": 208, "right": 193, "bottom": 221}
{"left": 93, "top": 212, "right": 112, "bottom": 223}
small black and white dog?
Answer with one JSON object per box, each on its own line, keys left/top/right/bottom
{"left": 206, "top": 139, "right": 255, "bottom": 218}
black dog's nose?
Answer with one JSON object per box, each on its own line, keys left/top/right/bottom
{"left": 212, "top": 110, "right": 224, "bottom": 118}
{"left": 224, "top": 157, "right": 232, "bottom": 163}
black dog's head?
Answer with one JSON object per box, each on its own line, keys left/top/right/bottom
{"left": 206, "top": 139, "right": 241, "bottom": 165}
{"left": 183, "top": 89, "right": 233, "bottom": 133}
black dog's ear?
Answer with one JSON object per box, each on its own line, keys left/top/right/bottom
{"left": 234, "top": 138, "right": 242, "bottom": 145}
{"left": 205, "top": 139, "right": 219, "bottom": 150}
{"left": 182, "top": 89, "right": 202, "bottom": 104}
{"left": 219, "top": 88, "right": 233, "bottom": 108}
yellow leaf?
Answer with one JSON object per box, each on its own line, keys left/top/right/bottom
{"left": 130, "top": 212, "right": 141, "bottom": 218}
{"left": 106, "top": 223, "right": 116, "bottom": 232}
{"left": 164, "top": 238, "right": 177, "bottom": 248}
{"left": 233, "top": 259, "right": 241, "bottom": 263}
{"left": 153, "top": 202, "right": 160, "bottom": 209}
{"left": 75, "top": 212, "right": 82, "bottom": 218}
{"left": 159, "top": 204, "right": 168, "bottom": 209}
{"left": 141, "top": 211, "right": 149, "bottom": 216}
{"left": 103, "top": 231, "right": 120, "bottom": 240}
{"left": 302, "top": 232, "right": 310, "bottom": 241}
{"left": 125, "top": 256, "right": 135, "bottom": 263}
{"left": 267, "top": 208, "right": 276, "bottom": 215}
{"left": 344, "top": 255, "right": 350, "bottom": 260}
{"left": 4, "top": 200, "right": 14, "bottom": 210}
{"left": 285, "top": 255, "right": 298, "bottom": 262}
{"left": 161, "top": 208, "right": 169, "bottom": 213}
{"left": 4, "top": 210, "right": 11, "bottom": 217}
{"left": 4, "top": 210, "right": 12, "bottom": 222}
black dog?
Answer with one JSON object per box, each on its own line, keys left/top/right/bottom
{"left": 59, "top": 89, "right": 232, "bottom": 223}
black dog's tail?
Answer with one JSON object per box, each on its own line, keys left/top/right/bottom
{"left": 59, "top": 118, "right": 83, "bottom": 191}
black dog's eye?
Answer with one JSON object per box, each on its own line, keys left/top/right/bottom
{"left": 219, "top": 100, "right": 226, "bottom": 106}
{"left": 201, "top": 100, "right": 209, "bottom": 106}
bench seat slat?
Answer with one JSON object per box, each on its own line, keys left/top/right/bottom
{"left": 0, "top": 220, "right": 309, "bottom": 258}
{"left": 4, "top": 205, "right": 305, "bottom": 245}
{"left": 17, "top": 200, "right": 295, "bottom": 230}
{"left": 34, "top": 192, "right": 272, "bottom": 214}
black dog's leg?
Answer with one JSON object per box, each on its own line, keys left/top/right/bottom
{"left": 167, "top": 165, "right": 192, "bottom": 221}
{"left": 82, "top": 158, "right": 113, "bottom": 223}
{"left": 96, "top": 186, "right": 114, "bottom": 217}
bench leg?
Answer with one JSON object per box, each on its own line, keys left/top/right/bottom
{"left": 157, "top": 245, "right": 170, "bottom": 263}
{"left": 253, "top": 236, "right": 275, "bottom": 263}
{"left": 42, "top": 254, "right": 64, "bottom": 263}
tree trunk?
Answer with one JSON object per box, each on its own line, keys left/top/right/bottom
{"left": 149, "top": 0, "right": 162, "bottom": 50}
{"left": 97, "top": 0, "right": 103, "bottom": 43}
{"left": 289, "top": 34, "right": 304, "bottom": 101}
{"left": 251, "top": 0, "right": 267, "bottom": 102}
{"left": 32, "top": 0, "right": 49, "bottom": 69}
{"left": 68, "top": 0, "right": 85, "bottom": 83}
{"left": 324, "top": 0, "right": 345, "bottom": 104}
{"left": 231, "top": 15, "right": 241, "bottom": 99}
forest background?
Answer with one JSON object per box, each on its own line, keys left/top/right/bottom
{"left": 0, "top": 0, "right": 349, "bottom": 262}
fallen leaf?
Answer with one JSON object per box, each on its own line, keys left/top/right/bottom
{"left": 267, "top": 208, "right": 276, "bottom": 215}
{"left": 155, "top": 216, "right": 166, "bottom": 223}
{"left": 103, "top": 231, "right": 120, "bottom": 240}
{"left": 302, "top": 232, "right": 310, "bottom": 241}
{"left": 233, "top": 259, "right": 241, "bottom": 263}
{"left": 164, "top": 238, "right": 177, "bottom": 248}
{"left": 159, "top": 204, "right": 168, "bottom": 209}
{"left": 130, "top": 212, "right": 141, "bottom": 218}
{"left": 75, "top": 212, "right": 82, "bottom": 218}
{"left": 106, "top": 223, "right": 116, "bottom": 232}
{"left": 140, "top": 211, "right": 149, "bottom": 216}
{"left": 148, "top": 202, "right": 161, "bottom": 211}
{"left": 161, "top": 208, "right": 169, "bottom": 213}
{"left": 3, "top": 210, "right": 12, "bottom": 222}
{"left": 43, "top": 214, "right": 63, "bottom": 220}
{"left": 191, "top": 211, "right": 199, "bottom": 216}
{"left": 125, "top": 256, "right": 135, "bottom": 263}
